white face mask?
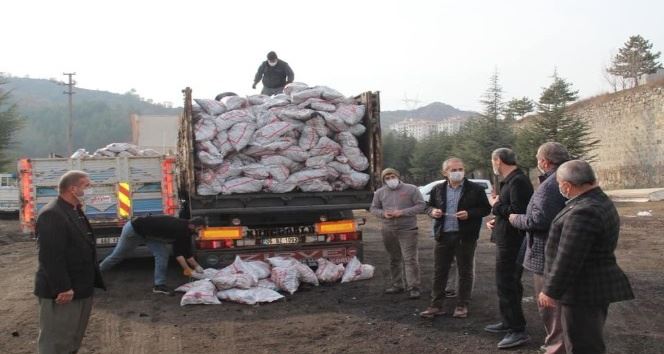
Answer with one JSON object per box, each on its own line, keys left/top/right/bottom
{"left": 74, "top": 186, "right": 93, "bottom": 204}
{"left": 492, "top": 167, "right": 500, "bottom": 176}
{"left": 449, "top": 171, "right": 464, "bottom": 182}
{"left": 386, "top": 179, "right": 399, "bottom": 189}
{"left": 558, "top": 183, "right": 569, "bottom": 199}
{"left": 268, "top": 60, "right": 277, "bottom": 67}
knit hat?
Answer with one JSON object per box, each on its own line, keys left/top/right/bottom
{"left": 381, "top": 168, "right": 400, "bottom": 181}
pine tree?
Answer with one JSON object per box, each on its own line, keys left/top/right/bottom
{"left": 503, "top": 97, "right": 534, "bottom": 121}
{"left": 0, "top": 75, "right": 25, "bottom": 169}
{"left": 607, "top": 35, "right": 662, "bottom": 88}
{"left": 456, "top": 70, "right": 514, "bottom": 177}
{"left": 515, "top": 73, "right": 599, "bottom": 169}
{"left": 381, "top": 130, "right": 417, "bottom": 182}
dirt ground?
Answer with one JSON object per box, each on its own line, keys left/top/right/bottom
{"left": 1, "top": 201, "right": 663, "bottom": 354}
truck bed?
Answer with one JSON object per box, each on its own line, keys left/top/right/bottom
{"left": 177, "top": 88, "right": 382, "bottom": 214}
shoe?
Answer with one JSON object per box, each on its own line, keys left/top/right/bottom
{"left": 497, "top": 331, "right": 530, "bottom": 349}
{"left": 452, "top": 305, "right": 468, "bottom": 318}
{"left": 384, "top": 287, "right": 404, "bottom": 294}
{"left": 152, "top": 284, "right": 175, "bottom": 296}
{"left": 445, "top": 289, "right": 457, "bottom": 298}
{"left": 419, "top": 307, "right": 446, "bottom": 318}
{"left": 408, "top": 289, "right": 421, "bottom": 299}
{"left": 484, "top": 322, "right": 510, "bottom": 333}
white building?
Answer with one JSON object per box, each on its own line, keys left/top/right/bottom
{"left": 389, "top": 117, "right": 464, "bottom": 140}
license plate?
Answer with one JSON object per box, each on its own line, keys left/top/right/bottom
{"left": 262, "top": 237, "right": 300, "bottom": 246}
{"left": 96, "top": 237, "right": 119, "bottom": 245}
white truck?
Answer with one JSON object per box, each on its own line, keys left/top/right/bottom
{"left": 18, "top": 156, "right": 179, "bottom": 256}
{"left": 0, "top": 173, "right": 19, "bottom": 214}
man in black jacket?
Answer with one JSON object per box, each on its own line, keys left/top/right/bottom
{"left": 34, "top": 170, "right": 105, "bottom": 354}
{"left": 100, "top": 215, "right": 206, "bottom": 295}
{"left": 419, "top": 157, "right": 491, "bottom": 319}
{"left": 252, "top": 51, "right": 294, "bottom": 95}
{"left": 485, "top": 148, "right": 534, "bottom": 349}
{"left": 539, "top": 160, "right": 633, "bottom": 353}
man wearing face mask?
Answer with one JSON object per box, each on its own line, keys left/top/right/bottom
{"left": 507, "top": 142, "right": 569, "bottom": 353}
{"left": 252, "top": 51, "right": 295, "bottom": 96}
{"left": 419, "top": 157, "right": 491, "bottom": 319}
{"left": 539, "top": 160, "right": 633, "bottom": 353}
{"left": 485, "top": 148, "right": 534, "bottom": 349}
{"left": 34, "top": 170, "right": 105, "bottom": 354}
{"left": 370, "top": 168, "right": 426, "bottom": 299}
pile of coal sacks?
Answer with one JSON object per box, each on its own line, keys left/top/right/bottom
{"left": 192, "top": 83, "right": 371, "bottom": 195}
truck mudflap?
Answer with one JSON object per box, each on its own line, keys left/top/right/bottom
{"left": 195, "top": 241, "right": 363, "bottom": 269}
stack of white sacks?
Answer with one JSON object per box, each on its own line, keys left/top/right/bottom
{"left": 177, "top": 256, "right": 374, "bottom": 306}
{"left": 193, "top": 83, "right": 371, "bottom": 195}
{"left": 70, "top": 143, "right": 161, "bottom": 158}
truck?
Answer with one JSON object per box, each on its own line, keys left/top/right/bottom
{"left": 18, "top": 155, "right": 179, "bottom": 257}
{"left": 0, "top": 173, "right": 20, "bottom": 214}
{"left": 177, "top": 87, "right": 382, "bottom": 268}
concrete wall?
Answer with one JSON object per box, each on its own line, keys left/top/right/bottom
{"left": 568, "top": 82, "right": 664, "bottom": 189}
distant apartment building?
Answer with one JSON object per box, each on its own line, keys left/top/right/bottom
{"left": 389, "top": 117, "right": 464, "bottom": 140}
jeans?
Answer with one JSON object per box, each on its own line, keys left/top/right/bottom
{"left": 495, "top": 240, "right": 526, "bottom": 332}
{"left": 430, "top": 233, "right": 477, "bottom": 308}
{"left": 99, "top": 222, "right": 170, "bottom": 286}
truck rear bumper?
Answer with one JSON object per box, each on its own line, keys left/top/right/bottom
{"left": 195, "top": 241, "right": 363, "bottom": 268}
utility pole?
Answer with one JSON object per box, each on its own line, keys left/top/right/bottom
{"left": 62, "top": 72, "right": 76, "bottom": 156}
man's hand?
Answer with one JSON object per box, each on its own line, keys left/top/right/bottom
{"left": 390, "top": 210, "right": 403, "bottom": 218}
{"left": 538, "top": 292, "right": 556, "bottom": 308}
{"left": 430, "top": 209, "right": 443, "bottom": 219}
{"left": 486, "top": 218, "right": 496, "bottom": 230}
{"left": 183, "top": 268, "right": 193, "bottom": 277}
{"left": 489, "top": 195, "right": 499, "bottom": 207}
{"left": 456, "top": 210, "right": 469, "bottom": 220}
{"left": 508, "top": 214, "right": 518, "bottom": 225}
{"left": 252, "top": 83, "right": 257, "bottom": 89}
{"left": 383, "top": 211, "right": 394, "bottom": 219}
{"left": 55, "top": 289, "right": 74, "bottom": 305}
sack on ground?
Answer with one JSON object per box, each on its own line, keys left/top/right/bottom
{"left": 180, "top": 279, "right": 221, "bottom": 306}
{"left": 270, "top": 266, "right": 300, "bottom": 294}
{"left": 216, "top": 287, "right": 284, "bottom": 305}
{"left": 341, "top": 256, "right": 375, "bottom": 283}
{"left": 315, "top": 258, "right": 345, "bottom": 283}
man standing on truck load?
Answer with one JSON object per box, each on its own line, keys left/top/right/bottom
{"left": 419, "top": 157, "right": 491, "bottom": 319}
{"left": 99, "top": 215, "right": 206, "bottom": 295}
{"left": 370, "top": 168, "right": 426, "bottom": 299}
{"left": 34, "top": 170, "right": 105, "bottom": 354}
{"left": 252, "top": 51, "right": 294, "bottom": 95}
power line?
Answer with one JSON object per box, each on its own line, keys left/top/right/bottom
{"left": 62, "top": 72, "right": 76, "bottom": 156}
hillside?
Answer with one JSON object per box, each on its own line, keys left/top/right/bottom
{"left": 380, "top": 102, "right": 477, "bottom": 128}
{"left": 4, "top": 77, "right": 180, "bottom": 158}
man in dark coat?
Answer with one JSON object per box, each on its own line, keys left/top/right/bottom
{"left": 419, "top": 157, "right": 491, "bottom": 319}
{"left": 509, "top": 142, "right": 569, "bottom": 353}
{"left": 539, "top": 160, "right": 634, "bottom": 354}
{"left": 252, "top": 51, "right": 295, "bottom": 95}
{"left": 34, "top": 170, "right": 105, "bottom": 354}
{"left": 485, "top": 148, "right": 534, "bottom": 349}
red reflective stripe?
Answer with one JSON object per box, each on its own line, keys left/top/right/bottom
{"left": 118, "top": 184, "right": 130, "bottom": 196}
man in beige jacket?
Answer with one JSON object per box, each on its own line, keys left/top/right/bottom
{"left": 370, "top": 168, "right": 426, "bottom": 299}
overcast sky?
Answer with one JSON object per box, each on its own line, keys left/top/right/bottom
{"left": 4, "top": 0, "right": 663, "bottom": 111}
